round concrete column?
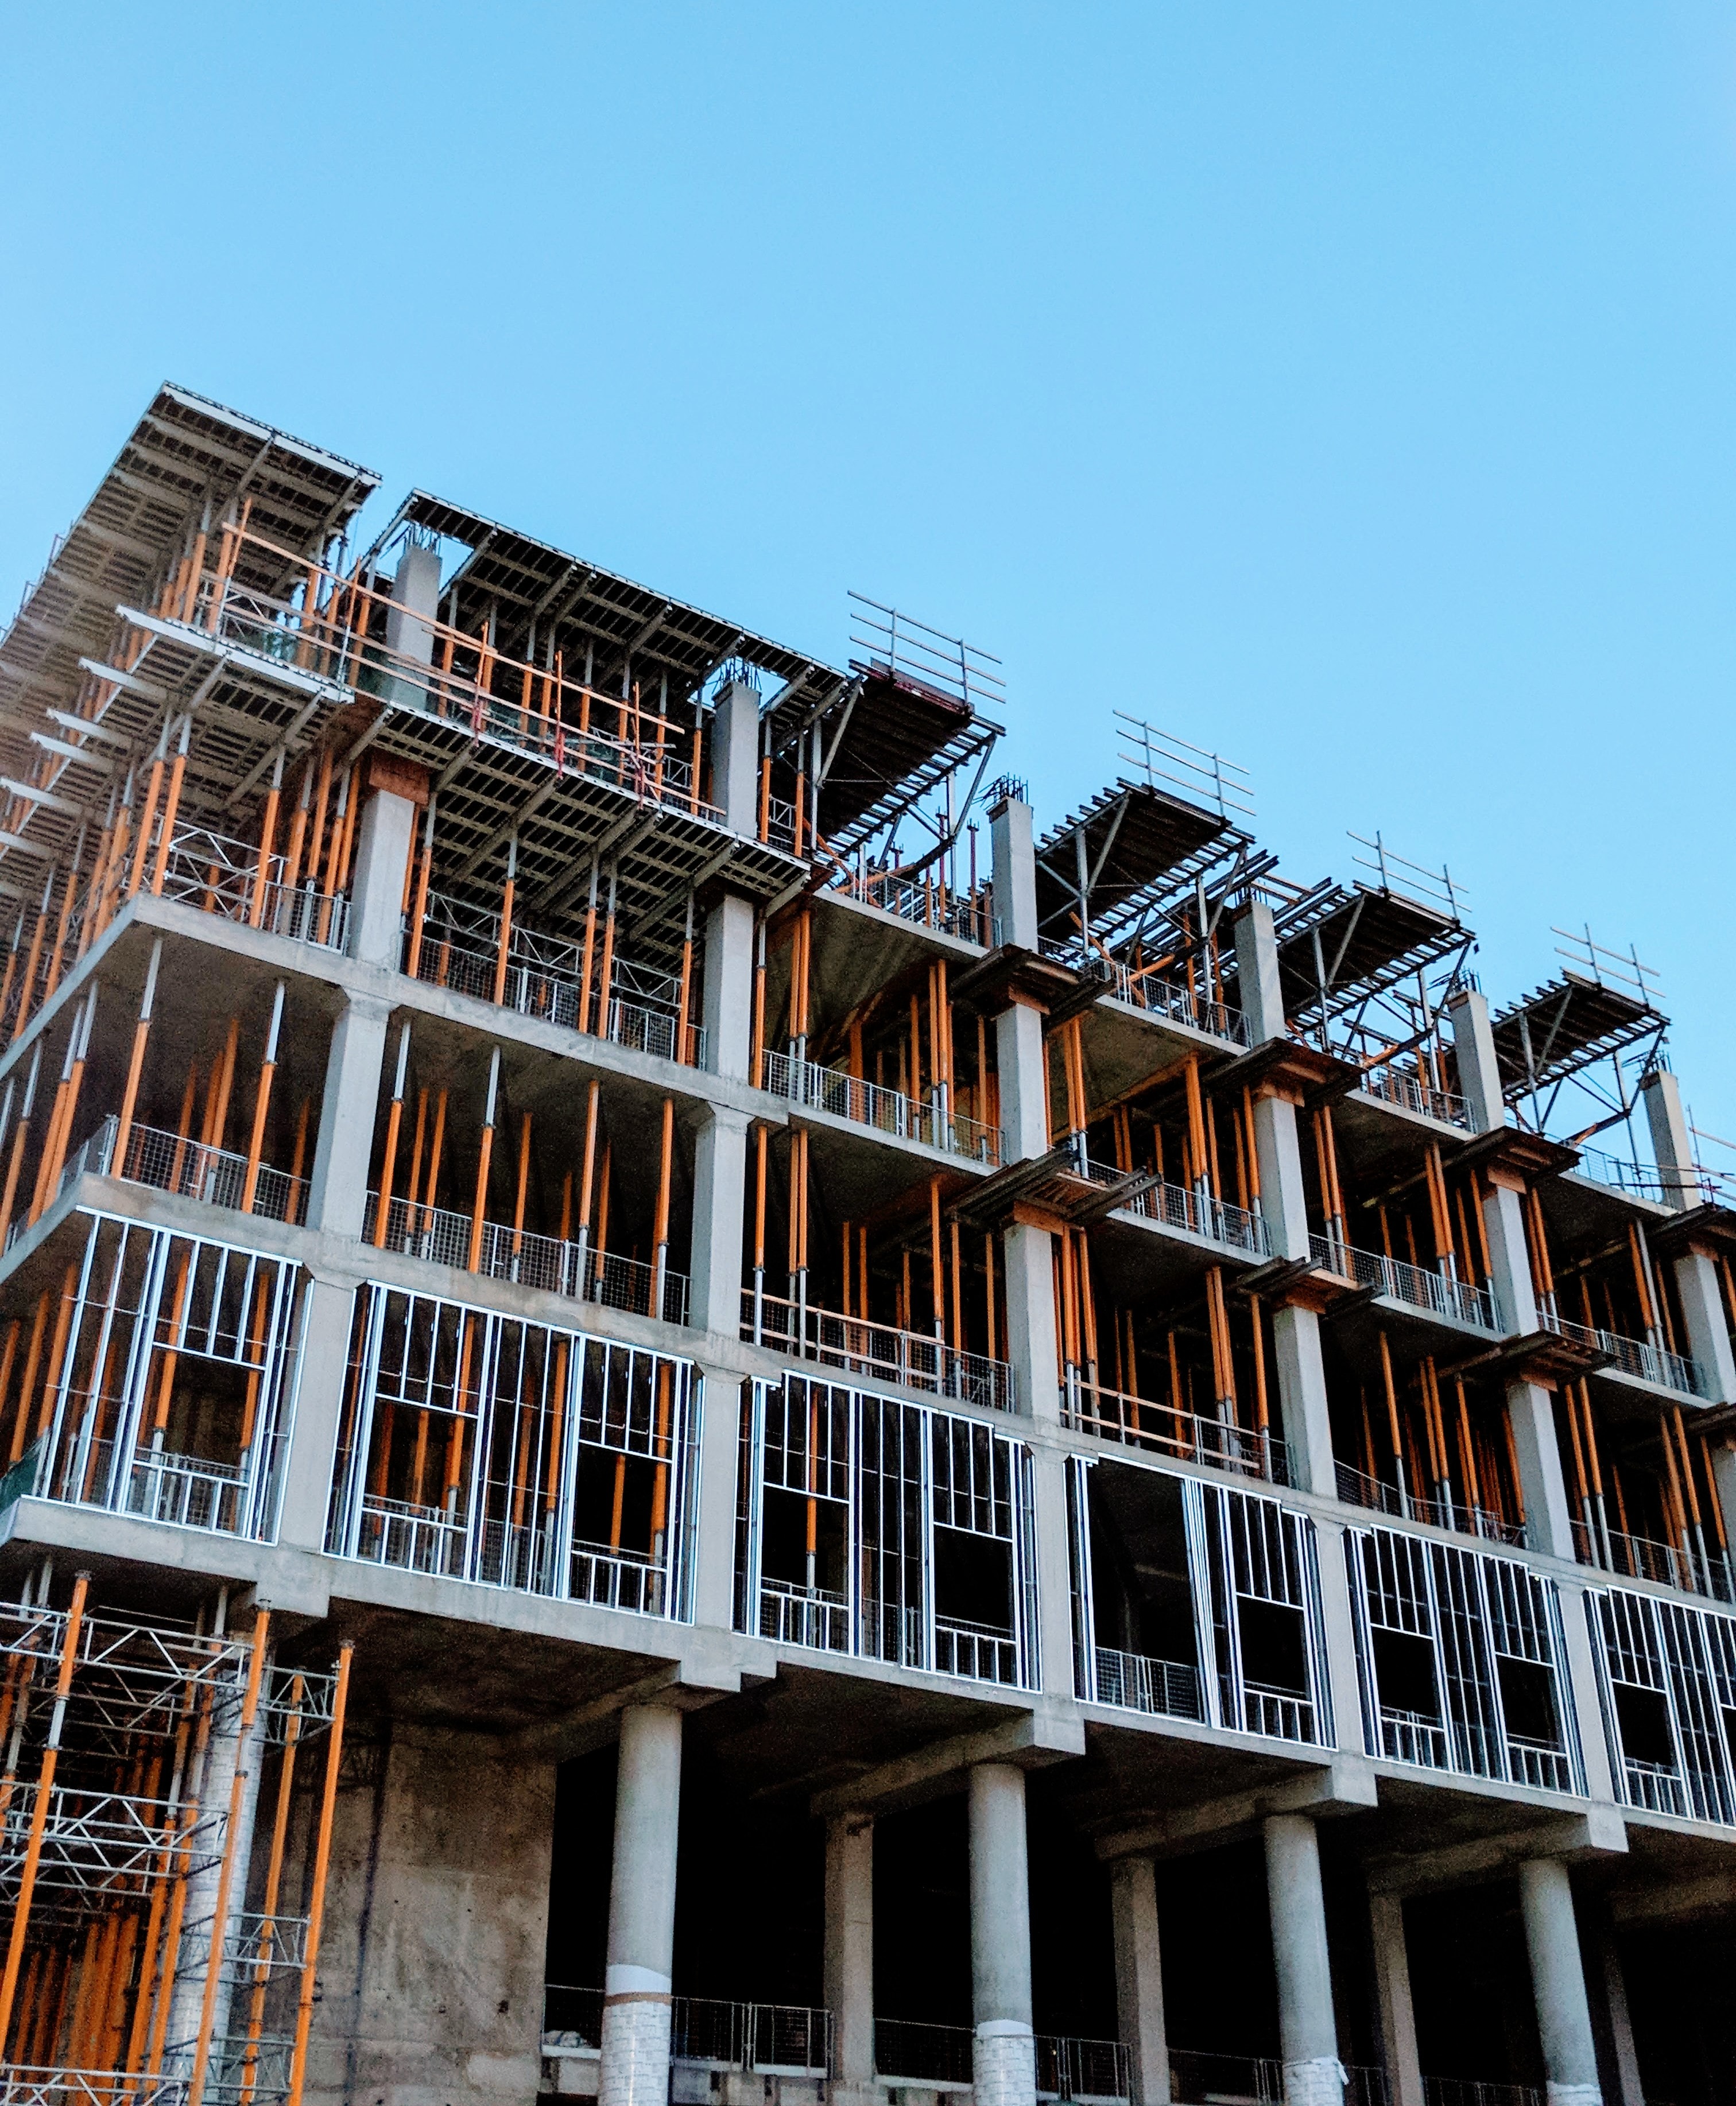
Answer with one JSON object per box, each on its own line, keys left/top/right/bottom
{"left": 1262, "top": 1814, "right": 1344, "bottom": 2106}
{"left": 1518, "top": 1859, "right": 1602, "bottom": 2106}
{"left": 968, "top": 1762, "right": 1036, "bottom": 2106}
{"left": 599, "top": 1705, "right": 683, "bottom": 2106}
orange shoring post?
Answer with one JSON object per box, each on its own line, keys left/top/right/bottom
{"left": 29, "top": 986, "right": 96, "bottom": 1227}
{"left": 247, "top": 750, "right": 286, "bottom": 928}
{"left": 650, "top": 1362, "right": 675, "bottom": 1577}
{"left": 420, "top": 1090, "right": 448, "bottom": 1242}
{"left": 0, "top": 1043, "right": 41, "bottom": 1246}
{"left": 148, "top": 717, "right": 192, "bottom": 897}
{"left": 185, "top": 1608, "right": 272, "bottom": 2106}
{"left": 493, "top": 836, "right": 517, "bottom": 1009}
{"left": 236, "top": 1668, "right": 303, "bottom": 2105}
{"left": 280, "top": 763, "right": 313, "bottom": 896}
{"left": 127, "top": 730, "right": 170, "bottom": 907}
{"left": 595, "top": 867, "right": 618, "bottom": 1031}
{"left": 111, "top": 938, "right": 164, "bottom": 1177}
{"left": 576, "top": 1080, "right": 602, "bottom": 1269}
{"left": 949, "top": 1217, "right": 964, "bottom": 1358}
{"left": 510, "top": 1112, "right": 532, "bottom": 1259}
{"left": 675, "top": 891, "right": 694, "bottom": 1065}
{"left": 467, "top": 1050, "right": 501, "bottom": 1272}
{"left": 6, "top": 1295, "right": 49, "bottom": 1465}
{"left": 592, "top": 1143, "right": 613, "bottom": 1286}
{"left": 652, "top": 1099, "right": 675, "bottom": 1318}
{"left": 1424, "top": 1145, "right": 1456, "bottom": 1272}
{"left": 202, "top": 1014, "right": 241, "bottom": 1155}
{"left": 285, "top": 1643, "right": 351, "bottom": 2106}
{"left": 1626, "top": 1222, "right": 1659, "bottom": 1343}
{"left": 1378, "top": 1331, "right": 1409, "bottom": 1502}
{"left": 241, "top": 983, "right": 287, "bottom": 1214}
{"left": 372, "top": 1022, "right": 412, "bottom": 1248}
{"left": 403, "top": 795, "right": 437, "bottom": 982}
{"left": 0, "top": 1572, "right": 91, "bottom": 2052}
{"left": 1183, "top": 1058, "right": 1209, "bottom": 1196}
{"left": 301, "top": 752, "right": 333, "bottom": 910}
{"left": 41, "top": 841, "right": 84, "bottom": 1007}
{"left": 0, "top": 909, "right": 27, "bottom": 1030}
{"left": 10, "top": 872, "right": 52, "bottom": 1045}
{"left": 928, "top": 1179, "right": 944, "bottom": 1344}
{"left": 1249, "top": 1293, "right": 1269, "bottom": 1434}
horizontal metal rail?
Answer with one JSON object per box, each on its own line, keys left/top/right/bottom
{"left": 365, "top": 1192, "right": 689, "bottom": 1327}
{"left": 761, "top": 1049, "right": 1002, "bottom": 1165}
{"left": 934, "top": 1614, "right": 1020, "bottom": 1686}
{"left": 831, "top": 865, "right": 996, "bottom": 947}
{"left": 539, "top": 1989, "right": 832, "bottom": 2078}
{"left": 1092, "top": 1645, "right": 1203, "bottom": 1723}
{"left": 1335, "top": 1460, "right": 1525, "bottom": 1548}
{"left": 1359, "top": 1062, "right": 1470, "bottom": 1131}
{"left": 1102, "top": 958, "right": 1250, "bottom": 1046}
{"left": 1079, "top": 1154, "right": 1269, "bottom": 1256}
{"left": 742, "top": 1286, "right": 1016, "bottom": 1412}
{"left": 1060, "top": 1375, "right": 1291, "bottom": 1486}
{"left": 1311, "top": 1233, "right": 1498, "bottom": 1332}
{"left": 1168, "top": 2048, "right": 1282, "bottom": 2105}
{"left": 1537, "top": 1308, "right": 1702, "bottom": 1397}
{"left": 1570, "top": 1515, "right": 1734, "bottom": 1604}
{"left": 55, "top": 1116, "right": 306, "bottom": 1227}
{"left": 759, "top": 1578, "right": 851, "bottom": 1653}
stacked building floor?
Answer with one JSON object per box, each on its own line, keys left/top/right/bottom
{"left": 0, "top": 386, "right": 1733, "bottom": 2106}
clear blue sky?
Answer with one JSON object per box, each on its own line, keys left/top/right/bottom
{"left": 3, "top": 5, "right": 1732, "bottom": 1153}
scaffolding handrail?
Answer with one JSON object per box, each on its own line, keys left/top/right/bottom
{"left": 1348, "top": 829, "right": 1468, "bottom": 922}
{"left": 1077, "top": 1153, "right": 1270, "bottom": 1258}
{"left": 831, "top": 861, "right": 997, "bottom": 948}
{"left": 1570, "top": 1514, "right": 1734, "bottom": 1605}
{"left": 742, "top": 1285, "right": 1016, "bottom": 1413}
{"left": 1060, "top": 1374, "right": 1291, "bottom": 1486}
{"left": 1358, "top": 1061, "right": 1470, "bottom": 1132}
{"left": 1536, "top": 1307, "right": 1703, "bottom": 1398}
{"left": 847, "top": 593, "right": 1005, "bottom": 717}
{"left": 1094, "top": 953, "right": 1250, "bottom": 1046}
{"left": 1335, "top": 1459, "right": 1525, "bottom": 1548}
{"left": 1115, "top": 712, "right": 1255, "bottom": 823}
{"left": 1309, "top": 1232, "right": 1499, "bottom": 1332}
{"left": 761, "top": 1049, "right": 1003, "bottom": 1166}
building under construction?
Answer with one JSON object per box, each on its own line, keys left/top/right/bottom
{"left": 0, "top": 384, "right": 1732, "bottom": 2106}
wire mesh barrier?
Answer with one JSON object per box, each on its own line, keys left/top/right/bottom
{"left": 53, "top": 1116, "right": 307, "bottom": 1228}
{"left": 758, "top": 1577, "right": 852, "bottom": 1652}
{"left": 365, "top": 1192, "right": 691, "bottom": 1328}
{"left": 538, "top": 1991, "right": 831, "bottom": 2078}
{"left": 933, "top": 1615, "right": 1021, "bottom": 1686}
{"left": 1536, "top": 1309, "right": 1703, "bottom": 1398}
{"left": 408, "top": 896, "right": 706, "bottom": 1068}
{"left": 1060, "top": 1376, "right": 1291, "bottom": 1486}
{"left": 1091, "top": 1646, "right": 1203, "bottom": 1722}
{"left": 1570, "top": 1516, "right": 1734, "bottom": 1603}
{"left": 1100, "top": 958, "right": 1251, "bottom": 1047}
{"left": 1358, "top": 1063, "right": 1471, "bottom": 1131}
{"left": 1078, "top": 1154, "right": 1270, "bottom": 1258}
{"left": 832, "top": 865, "right": 998, "bottom": 948}
{"left": 874, "top": 2019, "right": 975, "bottom": 2086}
{"left": 541, "top": 1984, "right": 606, "bottom": 2056}
{"left": 1309, "top": 1234, "right": 1499, "bottom": 1332}
{"left": 761, "top": 1050, "right": 1003, "bottom": 1165}
{"left": 1335, "top": 1460, "right": 1526, "bottom": 1549}
{"left": 1037, "top": 2035, "right": 1133, "bottom": 2103}
{"left": 1167, "top": 2048, "right": 1282, "bottom": 2104}
{"left": 743, "top": 1288, "right": 1016, "bottom": 1412}
{"left": 1423, "top": 2081, "right": 1541, "bottom": 2106}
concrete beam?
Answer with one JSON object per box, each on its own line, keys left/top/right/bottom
{"left": 1366, "top": 1808, "right": 1628, "bottom": 1896}
{"left": 811, "top": 1707, "right": 1085, "bottom": 1818}
{"left": 1608, "top": 1868, "right": 1736, "bottom": 1928}
{"left": 1094, "top": 1756, "right": 1378, "bottom": 1860}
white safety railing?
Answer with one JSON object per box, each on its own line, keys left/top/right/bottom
{"left": 1101, "top": 957, "right": 1250, "bottom": 1047}
{"left": 1310, "top": 1233, "right": 1499, "bottom": 1332}
{"left": 933, "top": 1615, "right": 1020, "bottom": 1686}
{"left": 1078, "top": 1152, "right": 1269, "bottom": 1257}
{"left": 759, "top": 1578, "right": 851, "bottom": 1653}
{"left": 832, "top": 866, "right": 996, "bottom": 948}
{"left": 743, "top": 1287, "right": 1015, "bottom": 1413}
{"left": 55, "top": 1115, "right": 307, "bottom": 1228}
{"left": 1537, "top": 1308, "right": 1703, "bottom": 1398}
{"left": 1335, "top": 1461, "right": 1525, "bottom": 1548}
{"left": 1359, "top": 1062, "right": 1470, "bottom": 1131}
{"left": 1061, "top": 1375, "right": 1291, "bottom": 1486}
{"left": 761, "top": 1049, "right": 1003, "bottom": 1165}
{"left": 1091, "top": 1646, "right": 1203, "bottom": 1723}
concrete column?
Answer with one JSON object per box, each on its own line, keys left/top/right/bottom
{"left": 304, "top": 1722, "right": 555, "bottom": 2106}
{"left": 1592, "top": 1919, "right": 1644, "bottom": 2106}
{"left": 1671, "top": 1248, "right": 1736, "bottom": 1403}
{"left": 1448, "top": 990, "right": 1506, "bottom": 1133}
{"left": 1480, "top": 1176, "right": 1539, "bottom": 1337}
{"left": 346, "top": 785, "right": 418, "bottom": 970}
{"left": 690, "top": 1105, "right": 750, "bottom": 1338}
{"left": 711, "top": 678, "right": 762, "bottom": 839}
{"left": 1250, "top": 1091, "right": 1311, "bottom": 1262}
{"left": 1232, "top": 902, "right": 1285, "bottom": 1045}
{"left": 1367, "top": 1893, "right": 1423, "bottom": 2106}
{"left": 969, "top": 1763, "right": 1037, "bottom": 2106}
{"left": 990, "top": 796, "right": 1039, "bottom": 952}
{"left": 691, "top": 1366, "right": 743, "bottom": 1633}
{"left": 703, "top": 890, "right": 757, "bottom": 1084}
{"left": 276, "top": 1274, "right": 359, "bottom": 1553}
{"left": 1552, "top": 1577, "right": 1618, "bottom": 1801}
{"left": 1507, "top": 1380, "right": 1576, "bottom": 1561}
{"left": 600, "top": 1705, "right": 684, "bottom": 2106}
{"left": 997, "top": 1000, "right": 1051, "bottom": 1163}
{"left": 1110, "top": 1855, "right": 1169, "bottom": 2106}
{"left": 307, "top": 992, "right": 391, "bottom": 1238}
{"left": 1640, "top": 1066, "right": 1696, "bottom": 1211}
{"left": 1271, "top": 1303, "right": 1337, "bottom": 1499}
{"left": 824, "top": 1814, "right": 876, "bottom": 2104}
{"left": 1263, "top": 1814, "right": 1344, "bottom": 2106}
{"left": 384, "top": 537, "right": 443, "bottom": 682}
{"left": 1518, "top": 1858, "right": 1602, "bottom": 2106}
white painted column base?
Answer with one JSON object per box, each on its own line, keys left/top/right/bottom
{"left": 599, "top": 1993, "right": 673, "bottom": 2106}
{"left": 1281, "top": 2056, "right": 1347, "bottom": 2106}
{"left": 1545, "top": 2085, "right": 1601, "bottom": 2106}
{"left": 974, "top": 2021, "right": 1037, "bottom": 2106}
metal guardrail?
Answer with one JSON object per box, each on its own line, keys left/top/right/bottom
{"left": 1078, "top": 1154, "right": 1269, "bottom": 1256}
{"left": 1537, "top": 1309, "right": 1702, "bottom": 1397}
{"left": 1571, "top": 1515, "right": 1735, "bottom": 1604}
{"left": 1335, "top": 1460, "right": 1525, "bottom": 1548}
{"left": 365, "top": 1192, "right": 690, "bottom": 1328}
{"left": 1168, "top": 2048, "right": 1281, "bottom": 2104}
{"left": 1101, "top": 958, "right": 1250, "bottom": 1047}
{"left": 56, "top": 1115, "right": 307, "bottom": 1227}
{"left": 834, "top": 867, "right": 996, "bottom": 948}
{"left": 934, "top": 1615, "right": 1020, "bottom": 1686}
{"left": 1310, "top": 1233, "right": 1498, "bottom": 1332}
{"left": 1092, "top": 1645, "right": 1203, "bottom": 1722}
{"left": 1423, "top": 2081, "right": 1541, "bottom": 2106}
{"left": 1061, "top": 1375, "right": 1291, "bottom": 1486}
{"left": 540, "top": 1989, "right": 831, "bottom": 2077}
{"left": 1359, "top": 1064, "right": 1470, "bottom": 1131}
{"left": 762, "top": 1049, "right": 1002, "bottom": 1165}
{"left": 743, "top": 1287, "right": 1016, "bottom": 1412}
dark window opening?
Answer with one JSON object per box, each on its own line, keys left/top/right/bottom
{"left": 1372, "top": 1627, "right": 1441, "bottom": 1720}
{"left": 1613, "top": 1682, "right": 1676, "bottom": 1770}
{"left": 934, "top": 1526, "right": 1013, "bottom": 1631}
{"left": 1496, "top": 1656, "right": 1559, "bottom": 1746}
{"left": 1237, "top": 1597, "right": 1308, "bottom": 1694}
{"left": 760, "top": 1484, "right": 847, "bottom": 1595}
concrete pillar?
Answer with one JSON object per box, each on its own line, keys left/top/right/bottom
{"left": 1232, "top": 902, "right": 1285, "bottom": 1045}
{"left": 1448, "top": 990, "right": 1506, "bottom": 1133}
{"left": 1479, "top": 1176, "right": 1539, "bottom": 1337}
{"left": 1640, "top": 1066, "right": 1696, "bottom": 1210}
{"left": 304, "top": 1722, "right": 555, "bottom": 2106}
{"left": 1263, "top": 1814, "right": 1344, "bottom": 2106}
{"left": 1366, "top": 1893, "right": 1423, "bottom": 2106}
{"left": 346, "top": 784, "right": 418, "bottom": 970}
{"left": 1110, "top": 1856, "right": 1169, "bottom": 2106}
{"left": 711, "top": 678, "right": 762, "bottom": 839}
{"left": 824, "top": 1814, "right": 875, "bottom": 2104}
{"left": 1671, "top": 1248, "right": 1736, "bottom": 1403}
{"left": 691, "top": 1366, "right": 743, "bottom": 1633}
{"left": 276, "top": 1275, "right": 359, "bottom": 1553}
{"left": 1271, "top": 1303, "right": 1337, "bottom": 1499}
{"left": 704, "top": 891, "right": 757, "bottom": 1084}
{"left": 968, "top": 1763, "right": 1037, "bottom": 2106}
{"left": 384, "top": 537, "right": 443, "bottom": 683}
{"left": 307, "top": 993, "right": 391, "bottom": 1239}
{"left": 996, "top": 1001, "right": 1051, "bottom": 1163}
{"left": 1552, "top": 1577, "right": 1618, "bottom": 1801}
{"left": 690, "top": 1105, "right": 750, "bottom": 1338}
{"left": 1250, "top": 1090, "right": 1311, "bottom": 1262}
{"left": 1518, "top": 1858, "right": 1602, "bottom": 2106}
{"left": 1005, "top": 1219, "right": 1060, "bottom": 1422}
{"left": 600, "top": 1705, "right": 684, "bottom": 2106}
{"left": 1592, "top": 1919, "right": 1644, "bottom": 2106}
{"left": 990, "top": 796, "right": 1039, "bottom": 953}
{"left": 1507, "top": 1380, "right": 1576, "bottom": 1561}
